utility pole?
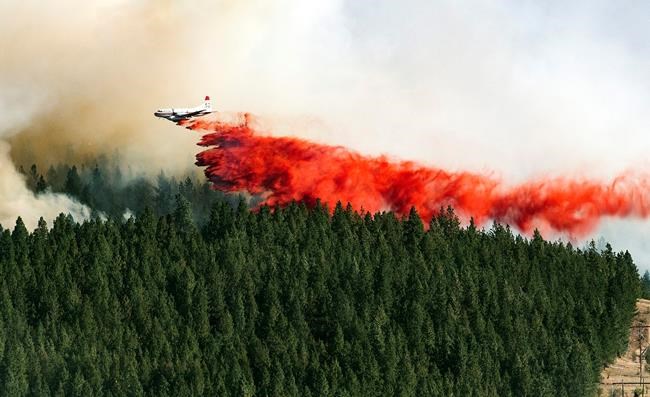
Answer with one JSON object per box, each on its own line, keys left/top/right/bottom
{"left": 637, "top": 328, "right": 645, "bottom": 397}
{"left": 631, "top": 325, "right": 650, "bottom": 397}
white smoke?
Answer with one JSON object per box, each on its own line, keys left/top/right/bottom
{"left": 1, "top": 0, "right": 650, "bottom": 268}
{"left": 0, "top": 142, "right": 90, "bottom": 230}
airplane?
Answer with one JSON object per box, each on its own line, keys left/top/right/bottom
{"left": 154, "top": 96, "right": 214, "bottom": 122}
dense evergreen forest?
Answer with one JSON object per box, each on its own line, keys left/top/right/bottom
{"left": 0, "top": 161, "right": 641, "bottom": 396}
{"left": 18, "top": 162, "right": 243, "bottom": 224}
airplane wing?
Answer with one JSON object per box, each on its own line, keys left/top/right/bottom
{"left": 179, "top": 109, "right": 207, "bottom": 119}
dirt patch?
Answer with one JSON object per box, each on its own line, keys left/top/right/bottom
{"left": 600, "top": 299, "right": 650, "bottom": 396}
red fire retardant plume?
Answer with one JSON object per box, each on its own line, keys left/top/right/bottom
{"left": 181, "top": 114, "right": 650, "bottom": 237}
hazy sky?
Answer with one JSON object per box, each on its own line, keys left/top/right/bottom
{"left": 1, "top": 0, "right": 649, "bottom": 269}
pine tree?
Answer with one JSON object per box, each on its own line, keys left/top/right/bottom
{"left": 64, "top": 166, "right": 83, "bottom": 198}
{"left": 641, "top": 271, "right": 650, "bottom": 299}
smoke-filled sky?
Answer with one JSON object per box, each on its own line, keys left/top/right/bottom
{"left": 1, "top": 0, "right": 650, "bottom": 269}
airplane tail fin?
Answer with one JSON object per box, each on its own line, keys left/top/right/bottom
{"left": 204, "top": 96, "right": 212, "bottom": 111}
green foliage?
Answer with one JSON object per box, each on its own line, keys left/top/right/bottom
{"left": 20, "top": 162, "right": 242, "bottom": 225}
{"left": 641, "top": 271, "right": 650, "bottom": 299}
{"left": 3, "top": 167, "right": 642, "bottom": 395}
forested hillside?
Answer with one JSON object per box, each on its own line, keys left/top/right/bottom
{"left": 0, "top": 193, "right": 639, "bottom": 396}
{"left": 18, "top": 162, "right": 243, "bottom": 223}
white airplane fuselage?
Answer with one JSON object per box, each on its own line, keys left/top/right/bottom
{"left": 154, "top": 96, "right": 214, "bottom": 122}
